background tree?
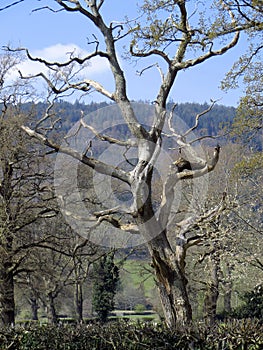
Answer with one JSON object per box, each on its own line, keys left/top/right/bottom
{"left": 16, "top": 216, "right": 103, "bottom": 324}
{"left": 234, "top": 284, "right": 263, "bottom": 319}
{"left": 222, "top": 0, "right": 262, "bottom": 150}
{"left": 0, "top": 52, "right": 58, "bottom": 326}
{"left": 92, "top": 251, "right": 119, "bottom": 323}
{"left": 3, "top": 0, "right": 259, "bottom": 328}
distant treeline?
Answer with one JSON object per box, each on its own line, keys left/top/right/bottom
{"left": 21, "top": 100, "right": 236, "bottom": 139}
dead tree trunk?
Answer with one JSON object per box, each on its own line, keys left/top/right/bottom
{"left": 135, "top": 183, "right": 193, "bottom": 329}
{"left": 150, "top": 240, "right": 193, "bottom": 328}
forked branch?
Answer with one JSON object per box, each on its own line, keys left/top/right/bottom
{"left": 158, "top": 145, "right": 221, "bottom": 230}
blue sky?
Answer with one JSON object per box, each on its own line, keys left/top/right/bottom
{"left": 0, "top": 0, "right": 246, "bottom": 106}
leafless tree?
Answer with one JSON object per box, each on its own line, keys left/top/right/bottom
{"left": 3, "top": 0, "right": 253, "bottom": 327}
{"left": 0, "top": 52, "right": 59, "bottom": 326}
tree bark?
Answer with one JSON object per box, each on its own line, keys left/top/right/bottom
{"left": 29, "top": 296, "right": 39, "bottom": 321}
{"left": 223, "top": 262, "right": 233, "bottom": 314}
{"left": 203, "top": 254, "right": 219, "bottom": 326}
{"left": 150, "top": 238, "right": 192, "bottom": 328}
{"left": 0, "top": 161, "right": 16, "bottom": 327}
{"left": 133, "top": 217, "right": 191, "bottom": 329}
{"left": 46, "top": 292, "right": 58, "bottom": 324}
{"left": 0, "top": 265, "right": 15, "bottom": 327}
{"left": 74, "top": 282, "right": 83, "bottom": 323}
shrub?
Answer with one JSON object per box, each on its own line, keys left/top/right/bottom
{"left": 233, "top": 284, "right": 263, "bottom": 320}
{"left": 134, "top": 304, "right": 146, "bottom": 313}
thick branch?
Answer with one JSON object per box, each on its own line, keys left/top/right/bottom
{"left": 177, "top": 30, "right": 239, "bottom": 70}
{"left": 21, "top": 125, "right": 130, "bottom": 184}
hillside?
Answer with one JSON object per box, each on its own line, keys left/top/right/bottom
{"left": 22, "top": 100, "right": 236, "bottom": 137}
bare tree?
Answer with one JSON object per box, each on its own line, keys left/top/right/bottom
{"left": 16, "top": 216, "right": 103, "bottom": 324}
{"left": 0, "top": 52, "right": 58, "bottom": 326}
{"left": 3, "top": 0, "right": 254, "bottom": 327}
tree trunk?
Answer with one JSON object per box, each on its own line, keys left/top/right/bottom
{"left": 29, "top": 296, "right": 39, "bottom": 321}
{"left": 133, "top": 161, "right": 193, "bottom": 328}
{"left": 0, "top": 163, "right": 16, "bottom": 327}
{"left": 75, "top": 282, "right": 83, "bottom": 323}
{"left": 223, "top": 263, "right": 233, "bottom": 314}
{"left": 224, "top": 288, "right": 232, "bottom": 314}
{"left": 0, "top": 232, "right": 15, "bottom": 327}
{"left": 204, "top": 254, "right": 219, "bottom": 326}
{"left": 0, "top": 266, "right": 15, "bottom": 327}
{"left": 46, "top": 292, "right": 58, "bottom": 324}
{"left": 148, "top": 233, "right": 192, "bottom": 328}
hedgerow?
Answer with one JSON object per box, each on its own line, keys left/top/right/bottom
{"left": 0, "top": 319, "right": 262, "bottom": 350}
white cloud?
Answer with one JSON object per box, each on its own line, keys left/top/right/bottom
{"left": 8, "top": 43, "right": 110, "bottom": 80}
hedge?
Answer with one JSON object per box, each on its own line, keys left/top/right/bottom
{"left": 0, "top": 319, "right": 262, "bottom": 350}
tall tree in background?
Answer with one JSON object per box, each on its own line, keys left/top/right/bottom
{"left": 222, "top": 0, "right": 262, "bottom": 148}
{"left": 2, "top": 0, "right": 259, "bottom": 327}
{"left": 92, "top": 252, "right": 119, "bottom": 323}
{"left": 221, "top": 1, "right": 262, "bottom": 289}
{"left": 0, "top": 53, "right": 57, "bottom": 326}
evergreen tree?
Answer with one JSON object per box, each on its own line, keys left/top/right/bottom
{"left": 92, "top": 252, "right": 119, "bottom": 323}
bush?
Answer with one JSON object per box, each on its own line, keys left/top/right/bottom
{"left": 134, "top": 304, "right": 146, "bottom": 313}
{"left": 233, "top": 284, "right": 263, "bottom": 320}
{"left": 0, "top": 319, "right": 262, "bottom": 349}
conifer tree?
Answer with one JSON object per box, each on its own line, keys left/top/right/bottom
{"left": 92, "top": 252, "right": 119, "bottom": 323}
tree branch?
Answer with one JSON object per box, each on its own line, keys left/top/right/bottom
{"left": 130, "top": 45, "right": 171, "bottom": 65}
{"left": 21, "top": 125, "right": 130, "bottom": 184}
{"left": 183, "top": 99, "right": 219, "bottom": 138}
{"left": 176, "top": 192, "right": 226, "bottom": 238}
{"left": 0, "top": 0, "right": 24, "bottom": 11}
{"left": 158, "top": 145, "right": 221, "bottom": 230}
{"left": 9, "top": 46, "right": 109, "bottom": 67}
{"left": 80, "top": 117, "right": 137, "bottom": 147}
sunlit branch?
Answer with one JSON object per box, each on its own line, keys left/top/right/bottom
{"left": 136, "top": 63, "right": 165, "bottom": 82}
{"left": 183, "top": 99, "right": 219, "bottom": 138}
{"left": 176, "top": 192, "right": 227, "bottom": 237}
{"left": 158, "top": 145, "right": 221, "bottom": 230}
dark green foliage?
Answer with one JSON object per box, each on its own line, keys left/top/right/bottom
{"left": 0, "top": 319, "right": 262, "bottom": 350}
{"left": 233, "top": 284, "right": 263, "bottom": 320}
{"left": 22, "top": 100, "right": 235, "bottom": 137}
{"left": 92, "top": 252, "right": 120, "bottom": 323}
{"left": 167, "top": 101, "right": 236, "bottom": 137}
